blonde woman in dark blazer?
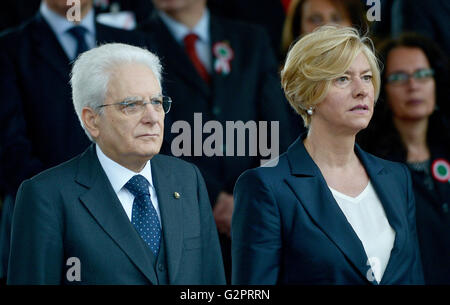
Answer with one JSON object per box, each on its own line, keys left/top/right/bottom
{"left": 232, "top": 26, "right": 424, "bottom": 285}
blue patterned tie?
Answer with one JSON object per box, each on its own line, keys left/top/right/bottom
{"left": 125, "top": 175, "right": 161, "bottom": 256}
{"left": 67, "top": 26, "right": 89, "bottom": 59}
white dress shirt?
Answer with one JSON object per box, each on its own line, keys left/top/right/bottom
{"left": 96, "top": 145, "right": 161, "bottom": 225}
{"left": 40, "top": 1, "right": 96, "bottom": 61}
{"left": 329, "top": 181, "right": 396, "bottom": 283}
{"left": 157, "top": 9, "right": 211, "bottom": 72}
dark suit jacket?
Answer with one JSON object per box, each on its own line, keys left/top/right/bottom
{"left": 139, "top": 14, "right": 301, "bottom": 203}
{"left": 207, "top": 0, "right": 286, "bottom": 60}
{"left": 232, "top": 135, "right": 424, "bottom": 284}
{"left": 0, "top": 12, "right": 155, "bottom": 196}
{"left": 7, "top": 145, "right": 226, "bottom": 284}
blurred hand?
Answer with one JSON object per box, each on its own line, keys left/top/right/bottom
{"left": 213, "top": 191, "right": 234, "bottom": 237}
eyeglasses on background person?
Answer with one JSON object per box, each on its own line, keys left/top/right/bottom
{"left": 386, "top": 68, "right": 434, "bottom": 86}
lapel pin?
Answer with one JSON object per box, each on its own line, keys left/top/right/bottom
{"left": 174, "top": 192, "right": 180, "bottom": 199}
{"left": 213, "top": 41, "right": 234, "bottom": 76}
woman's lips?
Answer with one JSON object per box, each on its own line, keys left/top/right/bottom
{"left": 349, "top": 104, "right": 369, "bottom": 113}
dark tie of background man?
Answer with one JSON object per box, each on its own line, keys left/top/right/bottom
{"left": 125, "top": 175, "right": 161, "bottom": 257}
{"left": 67, "top": 25, "right": 89, "bottom": 59}
{"left": 183, "top": 33, "right": 210, "bottom": 84}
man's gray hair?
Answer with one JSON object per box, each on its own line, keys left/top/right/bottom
{"left": 70, "top": 43, "right": 162, "bottom": 141}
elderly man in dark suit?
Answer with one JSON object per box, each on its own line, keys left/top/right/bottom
{"left": 7, "top": 43, "right": 225, "bottom": 285}
{"left": 139, "top": 0, "right": 301, "bottom": 282}
{"left": 0, "top": 0, "right": 158, "bottom": 280}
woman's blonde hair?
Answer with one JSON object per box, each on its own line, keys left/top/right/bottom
{"left": 280, "top": 25, "right": 380, "bottom": 127}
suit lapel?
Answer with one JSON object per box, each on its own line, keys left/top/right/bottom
{"left": 355, "top": 146, "right": 407, "bottom": 284}
{"left": 150, "top": 155, "right": 184, "bottom": 283}
{"left": 150, "top": 15, "right": 211, "bottom": 99}
{"left": 75, "top": 145, "right": 158, "bottom": 284}
{"left": 285, "top": 137, "right": 375, "bottom": 284}
{"left": 32, "top": 13, "right": 71, "bottom": 79}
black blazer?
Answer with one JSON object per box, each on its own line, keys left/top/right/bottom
{"left": 0, "top": 12, "right": 156, "bottom": 196}
{"left": 232, "top": 135, "right": 425, "bottom": 284}
{"left": 7, "top": 145, "right": 226, "bottom": 284}
{"left": 139, "top": 14, "right": 301, "bottom": 202}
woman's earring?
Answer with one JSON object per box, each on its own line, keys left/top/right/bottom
{"left": 307, "top": 107, "right": 314, "bottom": 115}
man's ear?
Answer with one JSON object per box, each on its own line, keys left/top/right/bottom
{"left": 81, "top": 107, "right": 100, "bottom": 139}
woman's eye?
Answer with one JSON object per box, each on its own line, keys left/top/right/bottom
{"left": 336, "top": 76, "right": 349, "bottom": 83}
{"left": 362, "top": 75, "right": 373, "bottom": 81}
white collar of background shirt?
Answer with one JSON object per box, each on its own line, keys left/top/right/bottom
{"left": 40, "top": 1, "right": 96, "bottom": 38}
{"left": 157, "top": 8, "right": 210, "bottom": 46}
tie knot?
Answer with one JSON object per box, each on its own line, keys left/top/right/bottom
{"left": 183, "top": 33, "right": 198, "bottom": 47}
{"left": 125, "top": 175, "right": 150, "bottom": 198}
{"left": 67, "top": 26, "right": 87, "bottom": 40}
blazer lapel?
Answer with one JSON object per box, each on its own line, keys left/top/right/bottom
{"left": 75, "top": 145, "right": 158, "bottom": 284}
{"left": 150, "top": 155, "right": 184, "bottom": 283}
{"left": 355, "top": 146, "right": 407, "bottom": 284}
{"left": 32, "top": 13, "right": 72, "bottom": 79}
{"left": 284, "top": 137, "right": 375, "bottom": 284}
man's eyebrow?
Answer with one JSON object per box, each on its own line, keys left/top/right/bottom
{"left": 122, "top": 96, "right": 142, "bottom": 102}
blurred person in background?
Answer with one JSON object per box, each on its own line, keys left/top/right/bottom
{"left": 358, "top": 33, "right": 450, "bottom": 284}
{"left": 281, "top": 0, "right": 368, "bottom": 62}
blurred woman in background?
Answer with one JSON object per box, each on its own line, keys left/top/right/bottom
{"left": 280, "top": 0, "right": 368, "bottom": 61}
{"left": 358, "top": 33, "right": 450, "bottom": 284}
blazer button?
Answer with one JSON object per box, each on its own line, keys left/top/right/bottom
{"left": 158, "top": 263, "right": 165, "bottom": 272}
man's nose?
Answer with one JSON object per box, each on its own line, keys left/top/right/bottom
{"left": 142, "top": 103, "right": 162, "bottom": 123}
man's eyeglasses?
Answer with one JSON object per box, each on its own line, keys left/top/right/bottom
{"left": 97, "top": 96, "right": 172, "bottom": 115}
{"left": 386, "top": 68, "right": 434, "bottom": 86}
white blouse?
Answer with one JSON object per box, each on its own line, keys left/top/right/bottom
{"left": 329, "top": 181, "right": 396, "bottom": 283}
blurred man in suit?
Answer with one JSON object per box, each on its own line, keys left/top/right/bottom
{"left": 0, "top": 0, "right": 155, "bottom": 196}
{"left": 0, "top": 0, "right": 156, "bottom": 280}
{"left": 7, "top": 43, "right": 225, "bottom": 284}
{"left": 139, "top": 0, "right": 301, "bottom": 282}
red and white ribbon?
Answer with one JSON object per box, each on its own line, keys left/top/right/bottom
{"left": 213, "top": 41, "right": 234, "bottom": 75}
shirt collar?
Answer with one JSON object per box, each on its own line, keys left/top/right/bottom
{"left": 95, "top": 145, "right": 154, "bottom": 194}
{"left": 157, "top": 8, "right": 210, "bottom": 45}
{"left": 40, "top": 1, "right": 96, "bottom": 37}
